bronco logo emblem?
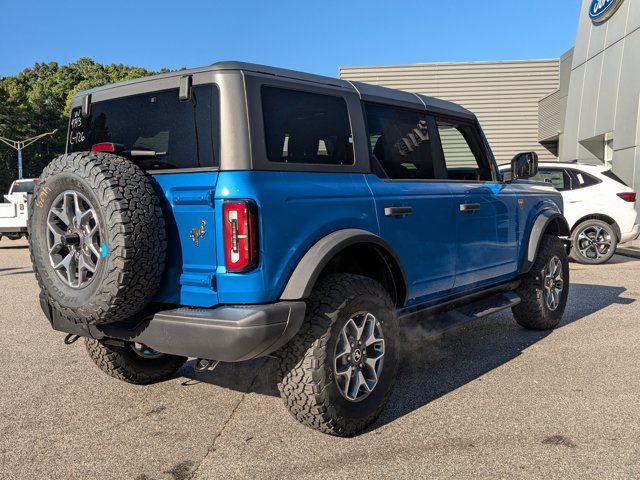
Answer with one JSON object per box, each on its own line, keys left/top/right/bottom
{"left": 190, "top": 220, "right": 207, "bottom": 247}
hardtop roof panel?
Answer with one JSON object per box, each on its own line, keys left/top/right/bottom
{"left": 71, "top": 61, "right": 475, "bottom": 121}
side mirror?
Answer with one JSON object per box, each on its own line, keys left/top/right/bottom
{"left": 511, "top": 152, "right": 538, "bottom": 180}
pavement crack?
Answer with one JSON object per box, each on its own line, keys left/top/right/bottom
{"left": 188, "top": 359, "right": 266, "bottom": 480}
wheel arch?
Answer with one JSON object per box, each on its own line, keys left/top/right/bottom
{"left": 571, "top": 213, "right": 621, "bottom": 241}
{"left": 520, "top": 210, "right": 570, "bottom": 274}
{"left": 279, "top": 229, "right": 408, "bottom": 307}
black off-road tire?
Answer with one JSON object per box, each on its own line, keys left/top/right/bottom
{"left": 277, "top": 274, "right": 399, "bottom": 436}
{"left": 85, "top": 338, "right": 186, "bottom": 385}
{"left": 513, "top": 235, "right": 569, "bottom": 330}
{"left": 570, "top": 219, "right": 618, "bottom": 265}
{"left": 29, "top": 152, "right": 166, "bottom": 325}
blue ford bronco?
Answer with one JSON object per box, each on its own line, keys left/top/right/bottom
{"left": 29, "top": 62, "right": 570, "bottom": 436}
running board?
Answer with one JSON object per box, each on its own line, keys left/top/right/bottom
{"left": 404, "top": 291, "right": 521, "bottom": 337}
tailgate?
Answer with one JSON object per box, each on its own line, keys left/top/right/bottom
{"left": 0, "top": 203, "right": 16, "bottom": 218}
{"left": 151, "top": 172, "right": 219, "bottom": 307}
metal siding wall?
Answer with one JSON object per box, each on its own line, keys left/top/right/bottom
{"left": 340, "top": 60, "right": 560, "bottom": 165}
{"left": 539, "top": 89, "right": 562, "bottom": 142}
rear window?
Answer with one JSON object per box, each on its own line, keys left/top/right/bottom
{"left": 602, "top": 169, "right": 629, "bottom": 187}
{"left": 10, "top": 181, "right": 36, "bottom": 193}
{"left": 261, "top": 86, "right": 354, "bottom": 165}
{"left": 68, "top": 86, "right": 219, "bottom": 170}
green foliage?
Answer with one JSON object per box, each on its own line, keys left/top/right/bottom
{"left": 0, "top": 58, "right": 165, "bottom": 193}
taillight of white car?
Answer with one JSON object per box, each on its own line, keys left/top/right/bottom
{"left": 617, "top": 192, "right": 637, "bottom": 202}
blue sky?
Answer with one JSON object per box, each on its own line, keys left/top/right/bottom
{"left": 0, "top": 0, "right": 583, "bottom": 78}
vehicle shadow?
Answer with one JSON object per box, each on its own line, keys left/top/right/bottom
{"left": 374, "top": 282, "right": 633, "bottom": 430}
{"left": 176, "top": 283, "right": 634, "bottom": 432}
{"left": 0, "top": 242, "right": 29, "bottom": 250}
{"left": 0, "top": 269, "right": 34, "bottom": 276}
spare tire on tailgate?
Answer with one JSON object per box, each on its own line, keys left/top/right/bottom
{"left": 29, "top": 152, "right": 166, "bottom": 325}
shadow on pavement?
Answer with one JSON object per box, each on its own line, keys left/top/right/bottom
{"left": 176, "top": 282, "right": 633, "bottom": 433}
{"left": 0, "top": 243, "right": 29, "bottom": 250}
{"left": 373, "top": 282, "right": 633, "bottom": 429}
{"left": 0, "top": 268, "right": 34, "bottom": 276}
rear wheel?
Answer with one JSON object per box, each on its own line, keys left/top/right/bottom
{"left": 277, "top": 274, "right": 399, "bottom": 436}
{"left": 85, "top": 338, "right": 186, "bottom": 385}
{"left": 570, "top": 220, "right": 617, "bottom": 265}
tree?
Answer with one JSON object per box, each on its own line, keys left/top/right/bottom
{"left": 0, "top": 58, "right": 165, "bottom": 193}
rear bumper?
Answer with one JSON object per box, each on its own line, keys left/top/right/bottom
{"left": 620, "top": 224, "right": 640, "bottom": 244}
{"left": 46, "top": 301, "right": 306, "bottom": 362}
{"left": 0, "top": 227, "right": 27, "bottom": 233}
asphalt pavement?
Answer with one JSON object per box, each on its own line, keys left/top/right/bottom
{"left": 1, "top": 237, "right": 639, "bottom": 479}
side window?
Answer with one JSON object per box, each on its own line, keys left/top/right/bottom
{"left": 529, "top": 169, "right": 571, "bottom": 191}
{"left": 568, "top": 169, "right": 601, "bottom": 189}
{"left": 364, "top": 103, "right": 435, "bottom": 180}
{"left": 261, "top": 86, "right": 354, "bottom": 165}
{"left": 68, "top": 86, "right": 219, "bottom": 170}
{"left": 436, "top": 120, "right": 493, "bottom": 181}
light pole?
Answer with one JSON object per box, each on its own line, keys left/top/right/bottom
{"left": 0, "top": 129, "right": 58, "bottom": 179}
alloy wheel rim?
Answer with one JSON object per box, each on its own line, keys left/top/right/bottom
{"left": 577, "top": 225, "right": 612, "bottom": 260}
{"left": 333, "top": 311, "right": 385, "bottom": 402}
{"left": 543, "top": 255, "right": 564, "bottom": 311}
{"left": 46, "top": 190, "right": 103, "bottom": 289}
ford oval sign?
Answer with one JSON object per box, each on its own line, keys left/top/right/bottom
{"left": 589, "top": 0, "right": 624, "bottom": 24}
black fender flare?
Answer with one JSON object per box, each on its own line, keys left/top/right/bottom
{"left": 279, "top": 228, "right": 408, "bottom": 303}
{"left": 520, "top": 210, "right": 570, "bottom": 274}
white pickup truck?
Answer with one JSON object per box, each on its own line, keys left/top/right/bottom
{"left": 0, "top": 179, "right": 37, "bottom": 241}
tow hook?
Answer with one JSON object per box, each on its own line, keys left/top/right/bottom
{"left": 194, "top": 359, "right": 220, "bottom": 373}
{"left": 64, "top": 334, "right": 80, "bottom": 345}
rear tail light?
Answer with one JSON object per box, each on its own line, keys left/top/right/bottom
{"left": 223, "top": 200, "right": 258, "bottom": 272}
{"left": 617, "top": 192, "right": 637, "bottom": 202}
{"left": 19, "top": 204, "right": 24, "bottom": 211}
{"left": 91, "top": 143, "right": 124, "bottom": 153}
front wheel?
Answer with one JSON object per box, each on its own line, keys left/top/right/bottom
{"left": 277, "top": 274, "right": 399, "bottom": 436}
{"left": 513, "top": 235, "right": 569, "bottom": 330}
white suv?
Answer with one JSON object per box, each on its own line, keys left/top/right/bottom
{"left": 500, "top": 162, "right": 639, "bottom": 264}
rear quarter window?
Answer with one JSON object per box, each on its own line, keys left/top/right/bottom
{"left": 569, "top": 169, "right": 601, "bottom": 190}
{"left": 261, "top": 86, "right": 354, "bottom": 165}
{"left": 68, "top": 86, "right": 219, "bottom": 171}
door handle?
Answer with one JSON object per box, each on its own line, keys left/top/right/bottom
{"left": 460, "top": 203, "right": 481, "bottom": 212}
{"left": 384, "top": 206, "right": 413, "bottom": 217}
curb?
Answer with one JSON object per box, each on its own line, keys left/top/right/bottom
{"left": 616, "top": 247, "right": 640, "bottom": 259}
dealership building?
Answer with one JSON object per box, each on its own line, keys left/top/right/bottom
{"left": 341, "top": 0, "right": 640, "bottom": 192}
